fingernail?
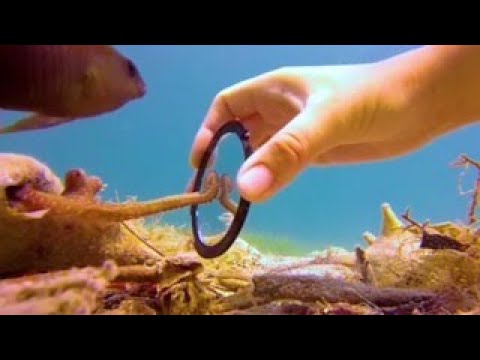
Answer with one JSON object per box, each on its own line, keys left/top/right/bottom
{"left": 238, "top": 165, "right": 274, "bottom": 200}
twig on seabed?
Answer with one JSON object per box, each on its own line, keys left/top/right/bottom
{"left": 451, "top": 154, "right": 480, "bottom": 225}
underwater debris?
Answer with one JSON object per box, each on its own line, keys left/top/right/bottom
{"left": 1, "top": 208, "right": 477, "bottom": 315}
{"left": 355, "top": 247, "right": 376, "bottom": 285}
{"left": 361, "top": 203, "right": 480, "bottom": 312}
{"left": 451, "top": 154, "right": 480, "bottom": 225}
{"left": 252, "top": 272, "right": 436, "bottom": 307}
{"left": 98, "top": 299, "right": 157, "bottom": 315}
{"left": 1, "top": 153, "right": 480, "bottom": 315}
{"left": 0, "top": 261, "right": 117, "bottom": 315}
{"left": 101, "top": 253, "right": 209, "bottom": 315}
{"left": 226, "top": 302, "right": 320, "bottom": 315}
{"left": 114, "top": 252, "right": 203, "bottom": 283}
{"left": 401, "top": 210, "right": 470, "bottom": 252}
{"left": 420, "top": 233, "right": 469, "bottom": 252}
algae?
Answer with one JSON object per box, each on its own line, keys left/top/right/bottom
{"left": 240, "top": 231, "right": 311, "bottom": 256}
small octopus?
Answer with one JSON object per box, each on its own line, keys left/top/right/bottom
{"left": 0, "top": 153, "right": 220, "bottom": 276}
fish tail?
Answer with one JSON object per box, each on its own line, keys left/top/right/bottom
{"left": 0, "top": 114, "right": 72, "bottom": 134}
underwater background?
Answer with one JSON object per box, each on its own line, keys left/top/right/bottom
{"left": 1, "top": 45, "right": 479, "bottom": 253}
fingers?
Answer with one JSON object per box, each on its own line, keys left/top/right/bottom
{"left": 189, "top": 79, "right": 262, "bottom": 169}
{"left": 190, "top": 69, "right": 306, "bottom": 169}
{"left": 236, "top": 105, "right": 339, "bottom": 203}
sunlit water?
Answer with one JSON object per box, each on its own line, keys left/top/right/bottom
{"left": 1, "top": 45, "right": 478, "bottom": 252}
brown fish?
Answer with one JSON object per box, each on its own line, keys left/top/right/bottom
{"left": 0, "top": 45, "right": 146, "bottom": 134}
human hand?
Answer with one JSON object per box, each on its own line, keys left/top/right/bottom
{"left": 190, "top": 50, "right": 471, "bottom": 203}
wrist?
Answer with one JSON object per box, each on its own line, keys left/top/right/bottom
{"left": 376, "top": 46, "right": 480, "bottom": 138}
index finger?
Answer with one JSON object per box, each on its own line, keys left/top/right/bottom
{"left": 189, "top": 76, "right": 269, "bottom": 169}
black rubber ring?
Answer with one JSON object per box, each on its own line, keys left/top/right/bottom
{"left": 190, "top": 121, "right": 253, "bottom": 259}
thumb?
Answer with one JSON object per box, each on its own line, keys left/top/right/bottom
{"left": 237, "top": 104, "right": 339, "bottom": 203}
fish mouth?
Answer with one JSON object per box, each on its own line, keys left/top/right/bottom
{"left": 136, "top": 82, "right": 147, "bottom": 98}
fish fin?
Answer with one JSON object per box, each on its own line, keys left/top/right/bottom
{"left": 0, "top": 113, "right": 75, "bottom": 134}
{"left": 82, "top": 66, "right": 100, "bottom": 97}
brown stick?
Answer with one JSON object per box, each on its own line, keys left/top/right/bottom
{"left": 252, "top": 273, "right": 436, "bottom": 307}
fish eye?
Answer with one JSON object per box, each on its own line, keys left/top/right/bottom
{"left": 126, "top": 59, "right": 138, "bottom": 78}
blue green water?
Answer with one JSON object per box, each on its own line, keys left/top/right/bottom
{"left": 1, "top": 45, "right": 479, "bottom": 252}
